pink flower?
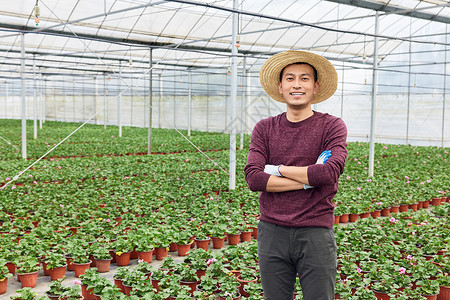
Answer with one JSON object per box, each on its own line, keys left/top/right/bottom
{"left": 5, "top": 177, "right": 10, "bottom": 181}
{"left": 73, "top": 279, "right": 82, "bottom": 285}
{"left": 138, "top": 259, "right": 144, "bottom": 263}
{"left": 405, "top": 176, "right": 409, "bottom": 179}
{"left": 383, "top": 146, "right": 388, "bottom": 149}
{"left": 206, "top": 258, "right": 217, "bottom": 265}
{"left": 58, "top": 166, "right": 62, "bottom": 169}
{"left": 420, "top": 182, "right": 424, "bottom": 185}
{"left": 346, "top": 176, "right": 351, "bottom": 180}
{"left": 60, "top": 204, "right": 64, "bottom": 208}
{"left": 11, "top": 186, "right": 16, "bottom": 189}
{"left": 185, "top": 159, "right": 189, "bottom": 162}
{"left": 357, "top": 268, "right": 362, "bottom": 274}
{"left": 390, "top": 217, "right": 397, "bottom": 223}
{"left": 399, "top": 267, "right": 406, "bottom": 274}
{"left": 357, "top": 187, "right": 362, "bottom": 191}
{"left": 106, "top": 219, "right": 110, "bottom": 222}
{"left": 407, "top": 255, "right": 413, "bottom": 260}
{"left": 124, "top": 176, "right": 129, "bottom": 179}
{"left": 177, "top": 178, "right": 180, "bottom": 181}
{"left": 427, "top": 180, "right": 431, "bottom": 183}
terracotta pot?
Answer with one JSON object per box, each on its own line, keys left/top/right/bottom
{"left": 49, "top": 265, "right": 67, "bottom": 281}
{"left": 251, "top": 227, "right": 258, "bottom": 239}
{"left": 196, "top": 269, "right": 206, "bottom": 279}
{"left": 115, "top": 251, "right": 131, "bottom": 266}
{"left": 42, "top": 261, "right": 51, "bottom": 276}
{"left": 373, "top": 290, "right": 391, "bottom": 300}
{"left": 390, "top": 205, "right": 400, "bottom": 213}
{"left": 73, "top": 260, "right": 92, "bottom": 277}
{"left": 64, "top": 254, "right": 75, "bottom": 271}
{"left": 212, "top": 236, "right": 225, "bottom": 249}
{"left": 46, "top": 293, "right": 61, "bottom": 300}
{"left": 359, "top": 212, "right": 371, "bottom": 219}
{"left": 422, "top": 200, "right": 430, "bottom": 209}
{"left": 399, "top": 204, "right": 409, "bottom": 212}
{"left": 237, "top": 275, "right": 258, "bottom": 297}
{"left": 371, "top": 210, "right": 381, "bottom": 218}
{"left": 137, "top": 250, "right": 154, "bottom": 263}
{"left": 130, "top": 249, "right": 138, "bottom": 259}
{"left": 108, "top": 249, "right": 116, "bottom": 263}
{"left": 431, "top": 198, "right": 441, "bottom": 206}
{"left": 195, "top": 238, "right": 211, "bottom": 251}
{"left": 155, "top": 247, "right": 168, "bottom": 261}
{"left": 227, "top": 233, "right": 241, "bottom": 245}
{"left": 408, "top": 203, "right": 418, "bottom": 212}
{"left": 114, "top": 277, "right": 125, "bottom": 294}
{"left": 339, "top": 214, "right": 349, "bottom": 223}
{"left": 169, "top": 242, "right": 178, "bottom": 252}
{"left": 348, "top": 213, "right": 359, "bottom": 222}
{"left": 151, "top": 278, "right": 161, "bottom": 292}
{"left": 180, "top": 280, "right": 197, "bottom": 294}
{"left": 422, "top": 295, "right": 437, "bottom": 300}
{"left": 438, "top": 285, "right": 450, "bottom": 300}
{"left": 177, "top": 242, "right": 193, "bottom": 256}
{"left": 240, "top": 231, "right": 252, "bottom": 242}
{"left": 94, "top": 258, "right": 112, "bottom": 273}
{"left": 0, "top": 278, "right": 8, "bottom": 295}
{"left": 17, "top": 271, "right": 38, "bottom": 288}
{"left": 218, "top": 292, "right": 241, "bottom": 300}
{"left": 6, "top": 262, "right": 15, "bottom": 275}
{"left": 334, "top": 215, "right": 340, "bottom": 225}
{"left": 81, "top": 284, "right": 96, "bottom": 300}
{"left": 380, "top": 208, "right": 390, "bottom": 217}
{"left": 123, "top": 284, "right": 133, "bottom": 296}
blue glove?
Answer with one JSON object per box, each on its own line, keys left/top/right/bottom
{"left": 316, "top": 150, "right": 332, "bottom": 164}
{"left": 264, "top": 164, "right": 283, "bottom": 177}
{"left": 304, "top": 150, "right": 332, "bottom": 190}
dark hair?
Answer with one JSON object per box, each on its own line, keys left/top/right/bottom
{"left": 279, "top": 62, "right": 318, "bottom": 83}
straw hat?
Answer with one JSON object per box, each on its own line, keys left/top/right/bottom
{"left": 259, "top": 50, "right": 338, "bottom": 104}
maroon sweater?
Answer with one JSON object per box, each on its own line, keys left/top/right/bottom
{"left": 244, "top": 112, "right": 348, "bottom": 229}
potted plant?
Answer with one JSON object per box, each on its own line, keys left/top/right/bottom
{"left": 217, "top": 274, "right": 241, "bottom": 299}
{"left": 0, "top": 258, "right": 13, "bottom": 295}
{"left": 414, "top": 278, "right": 440, "bottom": 298}
{"left": 111, "top": 237, "right": 133, "bottom": 266}
{"left": 79, "top": 267, "right": 100, "bottom": 300}
{"left": 46, "top": 278, "right": 68, "bottom": 300}
{"left": 61, "top": 285, "right": 82, "bottom": 300}
{"left": 113, "top": 266, "right": 129, "bottom": 293}
{"left": 135, "top": 260, "right": 154, "bottom": 278}
{"left": 70, "top": 246, "right": 91, "bottom": 277}
{"left": 236, "top": 267, "right": 258, "bottom": 297}
{"left": 92, "top": 245, "right": 112, "bottom": 273}
{"left": 15, "top": 256, "right": 42, "bottom": 288}
{"left": 44, "top": 252, "right": 67, "bottom": 281}
{"left": 175, "top": 262, "right": 199, "bottom": 294}
{"left": 9, "top": 287, "right": 47, "bottom": 300}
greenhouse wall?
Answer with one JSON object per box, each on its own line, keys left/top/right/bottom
{"left": 0, "top": 91, "right": 448, "bottom": 147}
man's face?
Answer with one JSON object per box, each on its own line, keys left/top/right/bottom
{"left": 278, "top": 64, "right": 319, "bottom": 108}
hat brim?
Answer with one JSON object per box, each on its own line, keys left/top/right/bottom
{"left": 259, "top": 50, "right": 338, "bottom": 104}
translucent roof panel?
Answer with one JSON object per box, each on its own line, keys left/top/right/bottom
{"left": 0, "top": 0, "right": 449, "bottom": 79}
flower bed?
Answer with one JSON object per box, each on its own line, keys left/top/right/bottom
{"left": 0, "top": 119, "right": 448, "bottom": 298}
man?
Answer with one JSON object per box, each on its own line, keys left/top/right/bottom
{"left": 244, "top": 50, "right": 348, "bottom": 300}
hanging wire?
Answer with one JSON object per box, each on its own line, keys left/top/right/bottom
{"left": 0, "top": 135, "right": 20, "bottom": 152}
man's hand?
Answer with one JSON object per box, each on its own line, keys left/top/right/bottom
{"left": 264, "top": 164, "right": 283, "bottom": 177}
{"left": 304, "top": 150, "right": 332, "bottom": 189}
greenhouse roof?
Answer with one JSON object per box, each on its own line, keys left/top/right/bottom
{"left": 0, "top": 0, "right": 450, "bottom": 78}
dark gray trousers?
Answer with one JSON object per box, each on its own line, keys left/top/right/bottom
{"left": 257, "top": 221, "right": 337, "bottom": 300}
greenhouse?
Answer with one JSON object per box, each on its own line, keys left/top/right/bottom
{"left": 0, "top": 0, "right": 449, "bottom": 299}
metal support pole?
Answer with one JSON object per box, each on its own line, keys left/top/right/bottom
{"left": 240, "top": 57, "right": 246, "bottom": 150}
{"left": 159, "top": 74, "right": 162, "bottom": 128}
{"left": 148, "top": 48, "right": 153, "bottom": 154}
{"left": 118, "top": 61, "right": 122, "bottom": 137}
{"left": 340, "top": 61, "right": 344, "bottom": 119}
{"left": 206, "top": 73, "right": 209, "bottom": 131}
{"left": 229, "top": 0, "right": 238, "bottom": 190}
{"left": 442, "top": 24, "right": 448, "bottom": 147}
{"left": 406, "top": 20, "right": 412, "bottom": 145}
{"left": 188, "top": 70, "right": 192, "bottom": 136}
{"left": 104, "top": 74, "right": 108, "bottom": 129}
{"left": 21, "top": 33, "right": 27, "bottom": 159}
{"left": 368, "top": 12, "right": 379, "bottom": 177}
{"left": 33, "top": 57, "right": 38, "bottom": 139}
{"left": 40, "top": 73, "right": 44, "bottom": 128}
